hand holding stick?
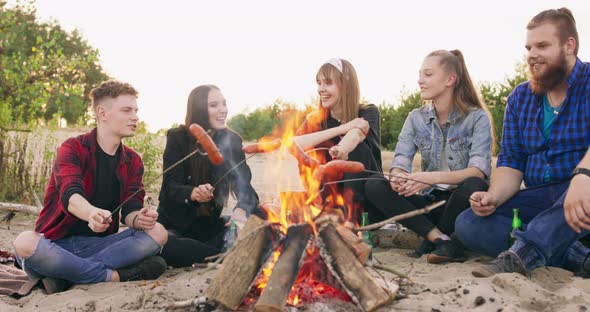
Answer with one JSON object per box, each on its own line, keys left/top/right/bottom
{"left": 105, "top": 125, "right": 222, "bottom": 222}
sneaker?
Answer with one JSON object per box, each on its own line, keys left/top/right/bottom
{"left": 472, "top": 250, "right": 529, "bottom": 278}
{"left": 41, "top": 277, "right": 72, "bottom": 294}
{"left": 407, "top": 239, "right": 435, "bottom": 258}
{"left": 426, "top": 238, "right": 466, "bottom": 264}
{"left": 118, "top": 256, "right": 167, "bottom": 282}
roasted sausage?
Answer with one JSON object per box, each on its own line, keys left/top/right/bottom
{"left": 242, "top": 138, "right": 282, "bottom": 154}
{"left": 188, "top": 124, "right": 224, "bottom": 165}
{"left": 323, "top": 160, "right": 365, "bottom": 177}
{"left": 288, "top": 141, "right": 321, "bottom": 168}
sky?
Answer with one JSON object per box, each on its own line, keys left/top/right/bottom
{"left": 9, "top": 0, "right": 590, "bottom": 132}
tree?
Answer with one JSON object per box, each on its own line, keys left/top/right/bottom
{"left": 379, "top": 91, "right": 422, "bottom": 150}
{"left": 480, "top": 59, "right": 528, "bottom": 154}
{"left": 0, "top": 0, "right": 109, "bottom": 128}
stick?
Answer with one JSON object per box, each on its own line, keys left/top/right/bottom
{"left": 0, "top": 202, "right": 41, "bottom": 215}
{"left": 107, "top": 147, "right": 203, "bottom": 220}
{"left": 203, "top": 253, "right": 223, "bottom": 262}
{"left": 363, "top": 170, "right": 480, "bottom": 203}
{"left": 353, "top": 200, "right": 446, "bottom": 231}
{"left": 30, "top": 189, "right": 42, "bottom": 209}
{"left": 167, "top": 296, "right": 209, "bottom": 310}
{"left": 212, "top": 153, "right": 256, "bottom": 188}
{"left": 371, "top": 263, "right": 413, "bottom": 282}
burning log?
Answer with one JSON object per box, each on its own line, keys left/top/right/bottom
{"left": 334, "top": 224, "right": 371, "bottom": 265}
{"left": 317, "top": 223, "right": 395, "bottom": 312}
{"left": 255, "top": 223, "right": 314, "bottom": 312}
{"left": 207, "top": 215, "right": 276, "bottom": 310}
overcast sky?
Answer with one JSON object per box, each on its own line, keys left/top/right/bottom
{"left": 9, "top": 0, "right": 590, "bottom": 131}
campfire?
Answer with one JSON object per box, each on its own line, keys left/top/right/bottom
{"left": 205, "top": 129, "right": 397, "bottom": 311}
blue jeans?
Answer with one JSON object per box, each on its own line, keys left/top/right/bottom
{"left": 15, "top": 229, "right": 162, "bottom": 284}
{"left": 455, "top": 181, "right": 590, "bottom": 274}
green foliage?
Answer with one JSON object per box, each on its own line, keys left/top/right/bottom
{"left": 0, "top": 127, "right": 58, "bottom": 202}
{"left": 0, "top": 0, "right": 109, "bottom": 128}
{"left": 125, "top": 133, "right": 164, "bottom": 193}
{"left": 480, "top": 59, "right": 528, "bottom": 154}
{"left": 379, "top": 91, "right": 423, "bottom": 150}
{"left": 229, "top": 99, "right": 291, "bottom": 140}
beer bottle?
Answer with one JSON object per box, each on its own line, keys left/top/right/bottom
{"left": 508, "top": 208, "right": 522, "bottom": 245}
{"left": 223, "top": 220, "right": 237, "bottom": 252}
{"left": 361, "top": 212, "right": 373, "bottom": 261}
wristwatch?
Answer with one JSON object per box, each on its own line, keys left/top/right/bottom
{"left": 571, "top": 167, "right": 590, "bottom": 178}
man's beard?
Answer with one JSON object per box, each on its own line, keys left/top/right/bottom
{"left": 528, "top": 51, "right": 568, "bottom": 94}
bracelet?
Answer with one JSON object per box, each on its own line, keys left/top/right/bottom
{"left": 132, "top": 214, "right": 139, "bottom": 229}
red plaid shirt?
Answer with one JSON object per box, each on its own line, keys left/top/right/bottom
{"left": 35, "top": 128, "right": 145, "bottom": 240}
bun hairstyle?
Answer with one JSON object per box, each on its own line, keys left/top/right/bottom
{"left": 527, "top": 7, "right": 579, "bottom": 55}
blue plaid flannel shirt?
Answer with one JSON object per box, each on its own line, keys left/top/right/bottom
{"left": 497, "top": 58, "right": 590, "bottom": 187}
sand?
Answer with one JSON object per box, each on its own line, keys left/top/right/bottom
{"left": 1, "top": 151, "right": 589, "bottom": 312}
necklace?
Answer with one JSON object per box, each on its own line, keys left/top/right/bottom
{"left": 547, "top": 92, "right": 563, "bottom": 115}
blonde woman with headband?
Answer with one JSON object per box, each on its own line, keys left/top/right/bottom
{"left": 294, "top": 58, "right": 382, "bottom": 223}
{"left": 365, "top": 50, "right": 494, "bottom": 264}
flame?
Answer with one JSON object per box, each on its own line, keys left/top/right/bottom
{"left": 247, "top": 108, "right": 355, "bottom": 307}
{"left": 254, "top": 249, "right": 281, "bottom": 291}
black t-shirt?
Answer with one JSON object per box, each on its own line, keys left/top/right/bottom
{"left": 70, "top": 145, "right": 120, "bottom": 237}
{"left": 326, "top": 104, "right": 382, "bottom": 170}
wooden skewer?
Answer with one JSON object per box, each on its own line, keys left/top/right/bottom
{"left": 353, "top": 200, "right": 446, "bottom": 231}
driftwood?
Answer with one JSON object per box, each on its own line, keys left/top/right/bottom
{"left": 317, "top": 223, "right": 395, "bottom": 312}
{"left": 354, "top": 200, "right": 446, "bottom": 231}
{"left": 255, "top": 223, "right": 313, "bottom": 312}
{"left": 207, "top": 215, "right": 275, "bottom": 310}
{"left": 0, "top": 202, "right": 41, "bottom": 215}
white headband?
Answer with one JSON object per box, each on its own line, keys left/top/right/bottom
{"left": 325, "top": 58, "right": 343, "bottom": 73}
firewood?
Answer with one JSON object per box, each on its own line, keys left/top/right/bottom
{"left": 334, "top": 224, "right": 371, "bottom": 265}
{"left": 255, "top": 223, "right": 313, "bottom": 312}
{"left": 317, "top": 223, "right": 395, "bottom": 312}
{"left": 207, "top": 215, "right": 275, "bottom": 310}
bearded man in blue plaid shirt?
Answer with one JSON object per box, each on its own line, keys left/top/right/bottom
{"left": 455, "top": 7, "right": 590, "bottom": 277}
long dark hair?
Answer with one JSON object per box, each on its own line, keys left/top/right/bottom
{"left": 183, "top": 85, "right": 220, "bottom": 188}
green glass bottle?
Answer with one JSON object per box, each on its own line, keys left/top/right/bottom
{"left": 223, "top": 220, "right": 237, "bottom": 252}
{"left": 508, "top": 208, "right": 522, "bottom": 245}
{"left": 361, "top": 212, "right": 373, "bottom": 261}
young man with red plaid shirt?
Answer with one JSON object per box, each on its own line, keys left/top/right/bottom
{"left": 13, "top": 81, "right": 168, "bottom": 293}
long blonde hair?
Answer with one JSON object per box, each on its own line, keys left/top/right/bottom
{"left": 427, "top": 49, "right": 496, "bottom": 151}
{"left": 315, "top": 59, "right": 361, "bottom": 124}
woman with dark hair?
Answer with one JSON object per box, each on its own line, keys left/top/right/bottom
{"left": 365, "top": 50, "right": 494, "bottom": 264}
{"left": 157, "top": 85, "right": 259, "bottom": 267}
{"left": 294, "top": 58, "right": 382, "bottom": 224}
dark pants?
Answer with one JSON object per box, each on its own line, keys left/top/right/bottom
{"left": 327, "top": 141, "right": 382, "bottom": 224}
{"left": 365, "top": 175, "right": 488, "bottom": 237}
{"left": 455, "top": 181, "right": 590, "bottom": 273}
{"left": 160, "top": 216, "right": 226, "bottom": 267}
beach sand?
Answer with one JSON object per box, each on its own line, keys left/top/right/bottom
{"left": 1, "top": 151, "right": 589, "bottom": 311}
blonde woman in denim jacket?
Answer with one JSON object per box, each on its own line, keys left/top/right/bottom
{"left": 365, "top": 50, "right": 494, "bottom": 264}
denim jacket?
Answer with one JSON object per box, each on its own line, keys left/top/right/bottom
{"left": 392, "top": 104, "right": 492, "bottom": 178}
